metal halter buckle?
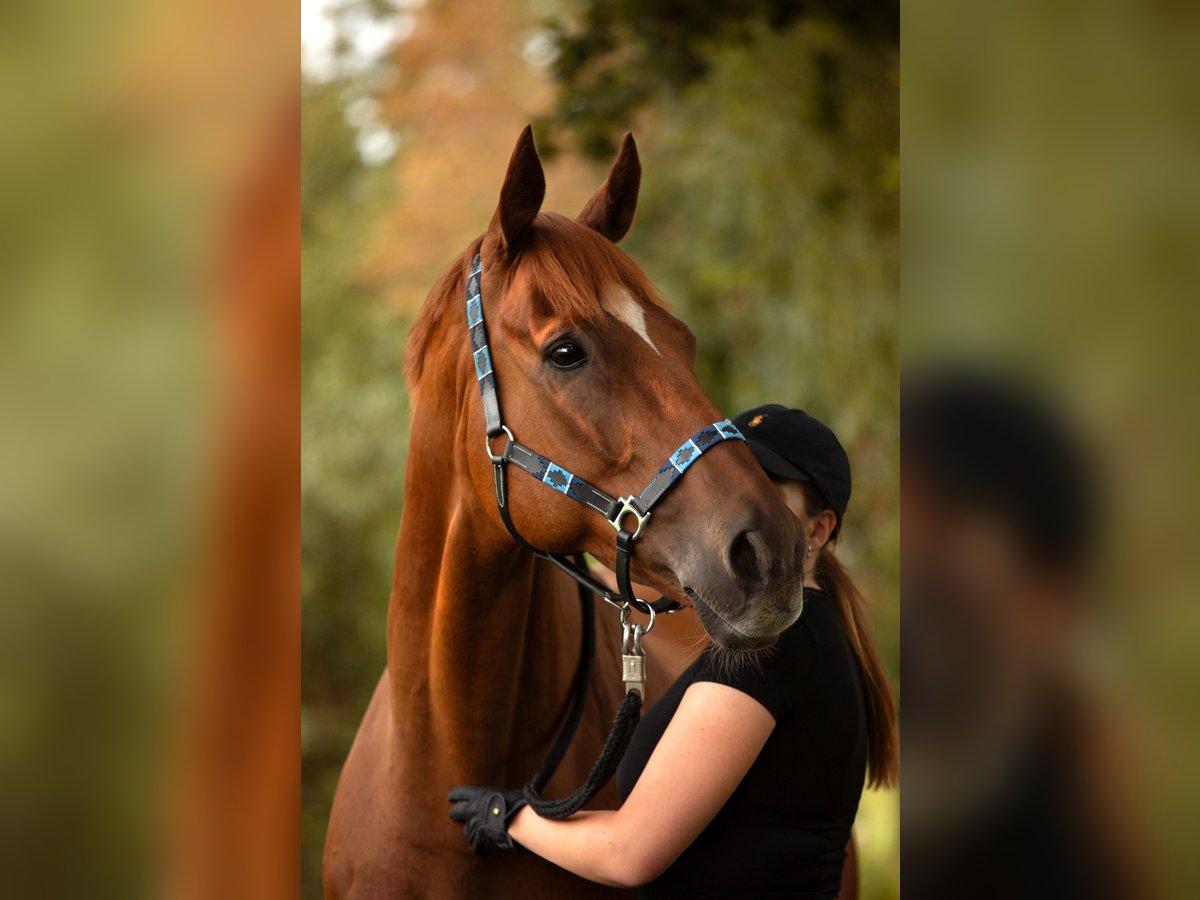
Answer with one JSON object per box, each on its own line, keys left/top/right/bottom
{"left": 610, "top": 496, "right": 650, "bottom": 540}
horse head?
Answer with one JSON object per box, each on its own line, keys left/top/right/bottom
{"left": 409, "top": 127, "right": 807, "bottom": 651}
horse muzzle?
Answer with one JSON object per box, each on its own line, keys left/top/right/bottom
{"left": 674, "top": 511, "right": 807, "bottom": 651}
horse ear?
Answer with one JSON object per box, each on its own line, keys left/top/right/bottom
{"left": 491, "top": 125, "right": 545, "bottom": 254}
{"left": 577, "top": 132, "right": 641, "bottom": 243}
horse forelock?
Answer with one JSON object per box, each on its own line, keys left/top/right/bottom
{"left": 516, "top": 212, "right": 665, "bottom": 327}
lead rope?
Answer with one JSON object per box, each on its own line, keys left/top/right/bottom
{"left": 523, "top": 562, "right": 595, "bottom": 799}
{"left": 522, "top": 692, "right": 642, "bottom": 819}
{"left": 522, "top": 583, "right": 647, "bottom": 820}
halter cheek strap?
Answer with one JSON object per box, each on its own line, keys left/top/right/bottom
{"left": 467, "top": 253, "right": 745, "bottom": 615}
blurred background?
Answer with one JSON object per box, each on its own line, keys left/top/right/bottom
{"left": 1, "top": 0, "right": 297, "bottom": 896}
{"left": 301, "top": 0, "right": 898, "bottom": 897}
{"left": 904, "top": 0, "right": 1200, "bottom": 896}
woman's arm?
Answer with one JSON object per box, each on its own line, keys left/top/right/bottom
{"left": 508, "top": 681, "right": 775, "bottom": 887}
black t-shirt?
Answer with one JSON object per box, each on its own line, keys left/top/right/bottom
{"left": 615, "top": 588, "right": 867, "bottom": 899}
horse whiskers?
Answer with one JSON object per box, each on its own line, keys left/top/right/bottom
{"left": 702, "top": 640, "right": 781, "bottom": 683}
{"left": 676, "top": 588, "right": 788, "bottom": 680}
{"left": 682, "top": 630, "right": 712, "bottom": 660}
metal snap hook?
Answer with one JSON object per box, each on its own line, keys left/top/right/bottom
{"left": 613, "top": 593, "right": 656, "bottom": 635}
{"left": 621, "top": 622, "right": 646, "bottom": 696}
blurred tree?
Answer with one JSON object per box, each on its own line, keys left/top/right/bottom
{"left": 536, "top": 0, "right": 897, "bottom": 158}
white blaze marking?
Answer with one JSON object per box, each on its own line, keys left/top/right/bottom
{"left": 602, "top": 286, "right": 659, "bottom": 354}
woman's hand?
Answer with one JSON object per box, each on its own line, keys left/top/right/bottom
{"left": 447, "top": 786, "right": 527, "bottom": 855}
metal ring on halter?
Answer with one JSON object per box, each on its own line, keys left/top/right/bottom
{"left": 613, "top": 594, "right": 656, "bottom": 634}
{"left": 640, "top": 601, "right": 657, "bottom": 635}
{"left": 485, "top": 425, "right": 515, "bottom": 463}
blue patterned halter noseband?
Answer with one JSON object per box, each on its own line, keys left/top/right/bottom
{"left": 466, "top": 253, "right": 745, "bottom": 614}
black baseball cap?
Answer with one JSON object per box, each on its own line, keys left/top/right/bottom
{"left": 902, "top": 367, "right": 1095, "bottom": 569}
{"left": 732, "top": 404, "right": 852, "bottom": 534}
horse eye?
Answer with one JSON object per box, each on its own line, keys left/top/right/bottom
{"left": 547, "top": 340, "right": 588, "bottom": 370}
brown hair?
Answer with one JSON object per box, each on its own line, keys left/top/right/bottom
{"left": 800, "top": 484, "right": 899, "bottom": 789}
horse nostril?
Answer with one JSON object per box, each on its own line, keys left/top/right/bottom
{"left": 727, "top": 529, "right": 769, "bottom": 590}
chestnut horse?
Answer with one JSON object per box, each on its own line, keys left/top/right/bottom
{"left": 323, "top": 128, "right": 807, "bottom": 898}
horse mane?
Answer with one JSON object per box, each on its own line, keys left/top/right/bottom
{"left": 405, "top": 212, "right": 665, "bottom": 389}
{"left": 404, "top": 243, "right": 475, "bottom": 389}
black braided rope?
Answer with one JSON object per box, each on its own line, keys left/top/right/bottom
{"left": 525, "top": 572, "right": 596, "bottom": 796}
{"left": 522, "top": 689, "right": 643, "bottom": 820}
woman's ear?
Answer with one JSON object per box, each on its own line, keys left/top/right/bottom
{"left": 809, "top": 509, "right": 838, "bottom": 550}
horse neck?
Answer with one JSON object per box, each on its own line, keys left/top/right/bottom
{"left": 386, "top": 396, "right": 584, "bottom": 786}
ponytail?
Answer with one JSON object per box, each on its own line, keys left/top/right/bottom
{"left": 816, "top": 550, "right": 899, "bottom": 789}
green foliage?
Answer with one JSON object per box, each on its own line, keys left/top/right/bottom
{"left": 537, "top": 0, "right": 897, "bottom": 158}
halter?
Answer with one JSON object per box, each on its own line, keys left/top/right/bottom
{"left": 466, "top": 253, "right": 745, "bottom": 620}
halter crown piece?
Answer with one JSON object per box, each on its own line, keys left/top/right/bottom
{"left": 466, "top": 253, "right": 745, "bottom": 616}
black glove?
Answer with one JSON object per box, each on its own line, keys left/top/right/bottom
{"left": 447, "top": 786, "right": 528, "bottom": 855}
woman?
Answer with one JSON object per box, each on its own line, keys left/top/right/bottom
{"left": 450, "top": 405, "right": 898, "bottom": 897}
